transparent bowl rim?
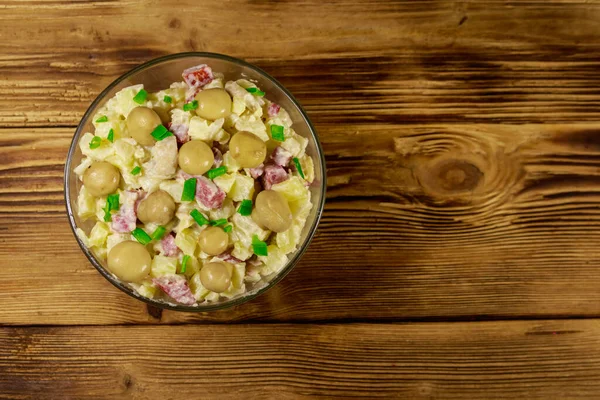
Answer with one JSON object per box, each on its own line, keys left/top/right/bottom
{"left": 64, "top": 52, "right": 326, "bottom": 312}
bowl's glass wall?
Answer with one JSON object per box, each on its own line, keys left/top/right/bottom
{"left": 65, "top": 53, "right": 325, "bottom": 311}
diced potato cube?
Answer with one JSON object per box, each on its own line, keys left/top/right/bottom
{"left": 228, "top": 173, "right": 255, "bottom": 202}
{"left": 276, "top": 219, "right": 305, "bottom": 255}
{"left": 174, "top": 228, "right": 198, "bottom": 256}
{"left": 114, "top": 84, "right": 145, "bottom": 117}
{"left": 209, "top": 198, "right": 235, "bottom": 220}
{"left": 131, "top": 280, "right": 158, "bottom": 298}
{"left": 299, "top": 154, "right": 315, "bottom": 183}
{"left": 271, "top": 176, "right": 309, "bottom": 203}
{"left": 213, "top": 173, "right": 236, "bottom": 194}
{"left": 150, "top": 255, "right": 178, "bottom": 278}
{"left": 77, "top": 186, "right": 97, "bottom": 220}
{"left": 88, "top": 222, "right": 111, "bottom": 248}
{"left": 188, "top": 117, "right": 224, "bottom": 142}
{"left": 258, "top": 245, "right": 289, "bottom": 277}
{"left": 280, "top": 131, "right": 308, "bottom": 158}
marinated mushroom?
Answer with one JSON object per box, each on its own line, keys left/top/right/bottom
{"left": 198, "top": 226, "right": 229, "bottom": 256}
{"left": 178, "top": 140, "right": 215, "bottom": 175}
{"left": 126, "top": 106, "right": 162, "bottom": 146}
{"left": 200, "top": 261, "right": 233, "bottom": 293}
{"left": 137, "top": 190, "right": 176, "bottom": 225}
{"left": 82, "top": 161, "right": 120, "bottom": 197}
{"left": 107, "top": 241, "right": 152, "bottom": 283}
{"left": 229, "top": 131, "right": 266, "bottom": 168}
{"left": 195, "top": 88, "right": 232, "bottom": 120}
{"left": 253, "top": 190, "right": 292, "bottom": 232}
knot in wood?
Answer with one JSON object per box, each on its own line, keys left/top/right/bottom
{"left": 428, "top": 159, "right": 483, "bottom": 193}
{"left": 396, "top": 128, "right": 524, "bottom": 209}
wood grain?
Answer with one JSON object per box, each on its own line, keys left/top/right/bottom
{"left": 3, "top": 1, "right": 600, "bottom": 126}
{"left": 2, "top": 320, "right": 600, "bottom": 399}
{"left": 4, "top": 0, "right": 600, "bottom": 398}
{"left": 3, "top": 123, "right": 600, "bottom": 324}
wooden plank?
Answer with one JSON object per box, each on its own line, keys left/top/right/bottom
{"left": 3, "top": 123, "right": 600, "bottom": 324}
{"left": 3, "top": 1, "right": 600, "bottom": 126}
{"left": 2, "top": 320, "right": 600, "bottom": 399}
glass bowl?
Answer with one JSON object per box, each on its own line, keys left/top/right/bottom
{"left": 64, "top": 52, "right": 326, "bottom": 312}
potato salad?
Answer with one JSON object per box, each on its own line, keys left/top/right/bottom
{"left": 75, "top": 64, "right": 315, "bottom": 305}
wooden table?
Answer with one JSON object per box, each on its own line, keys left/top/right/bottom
{"left": 2, "top": 0, "right": 600, "bottom": 398}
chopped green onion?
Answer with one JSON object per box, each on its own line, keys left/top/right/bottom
{"left": 181, "top": 178, "right": 197, "bottom": 201}
{"left": 131, "top": 227, "right": 152, "bottom": 245}
{"left": 292, "top": 157, "right": 305, "bottom": 179}
{"left": 131, "top": 166, "right": 142, "bottom": 175}
{"left": 95, "top": 115, "right": 108, "bottom": 123}
{"left": 190, "top": 209, "right": 209, "bottom": 226}
{"left": 183, "top": 100, "right": 198, "bottom": 111}
{"left": 252, "top": 234, "right": 268, "bottom": 256}
{"left": 253, "top": 244, "right": 268, "bottom": 255}
{"left": 150, "top": 124, "right": 172, "bottom": 141}
{"left": 245, "top": 87, "right": 265, "bottom": 97}
{"left": 181, "top": 254, "right": 190, "bottom": 274}
{"left": 133, "top": 89, "right": 148, "bottom": 104}
{"left": 102, "top": 193, "right": 120, "bottom": 222}
{"left": 209, "top": 218, "right": 228, "bottom": 227}
{"left": 206, "top": 166, "right": 227, "bottom": 180}
{"left": 237, "top": 199, "right": 253, "bottom": 216}
{"left": 151, "top": 226, "right": 167, "bottom": 241}
{"left": 223, "top": 224, "right": 232, "bottom": 233}
{"left": 106, "top": 193, "right": 120, "bottom": 211}
{"left": 270, "top": 125, "right": 285, "bottom": 141}
{"left": 89, "top": 136, "right": 102, "bottom": 149}
{"left": 103, "top": 202, "right": 112, "bottom": 222}
{"left": 163, "top": 95, "right": 172, "bottom": 104}
{"left": 107, "top": 128, "right": 114, "bottom": 143}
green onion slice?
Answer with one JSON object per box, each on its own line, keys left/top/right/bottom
{"left": 183, "top": 100, "right": 198, "bottom": 111}
{"left": 209, "top": 218, "right": 228, "bottom": 227}
{"left": 270, "top": 125, "right": 285, "bottom": 141}
{"left": 252, "top": 235, "right": 268, "bottom": 256}
{"left": 89, "top": 136, "right": 102, "bottom": 149}
{"left": 163, "top": 95, "right": 172, "bottom": 104}
{"left": 151, "top": 226, "right": 167, "bottom": 241}
{"left": 181, "top": 254, "right": 190, "bottom": 274}
{"left": 190, "top": 209, "right": 209, "bottom": 226}
{"left": 150, "top": 125, "right": 172, "bottom": 141}
{"left": 223, "top": 225, "right": 232, "bottom": 233}
{"left": 292, "top": 157, "right": 305, "bottom": 179}
{"left": 102, "top": 193, "right": 120, "bottom": 222}
{"left": 106, "top": 193, "right": 120, "bottom": 211}
{"left": 131, "top": 166, "right": 142, "bottom": 175}
{"left": 133, "top": 89, "right": 148, "bottom": 104}
{"left": 131, "top": 227, "right": 152, "bottom": 245}
{"left": 237, "top": 199, "right": 253, "bottom": 216}
{"left": 107, "top": 128, "right": 114, "bottom": 143}
{"left": 245, "top": 87, "right": 265, "bottom": 97}
{"left": 181, "top": 178, "right": 197, "bottom": 201}
{"left": 103, "top": 203, "right": 112, "bottom": 222}
{"left": 95, "top": 115, "right": 108, "bottom": 123}
{"left": 206, "top": 166, "right": 227, "bottom": 180}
